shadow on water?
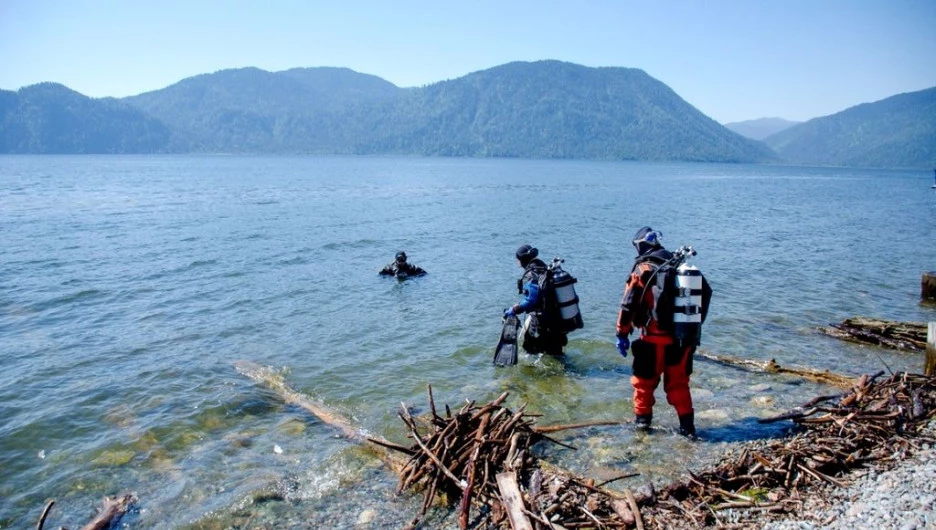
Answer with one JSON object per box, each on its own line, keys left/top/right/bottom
{"left": 699, "top": 416, "right": 796, "bottom": 443}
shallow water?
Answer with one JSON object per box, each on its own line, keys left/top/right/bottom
{"left": 1, "top": 155, "right": 934, "bottom": 529}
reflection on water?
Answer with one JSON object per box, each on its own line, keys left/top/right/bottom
{"left": 0, "top": 155, "right": 933, "bottom": 528}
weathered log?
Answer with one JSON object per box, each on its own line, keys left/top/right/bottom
{"left": 79, "top": 494, "right": 136, "bottom": 530}
{"left": 35, "top": 495, "right": 136, "bottom": 530}
{"left": 922, "top": 272, "right": 936, "bottom": 300}
{"left": 496, "top": 472, "right": 533, "bottom": 530}
{"left": 697, "top": 350, "right": 856, "bottom": 388}
{"left": 233, "top": 360, "right": 408, "bottom": 473}
{"left": 926, "top": 323, "right": 936, "bottom": 377}
{"left": 623, "top": 488, "right": 645, "bottom": 530}
{"left": 819, "top": 317, "right": 928, "bottom": 351}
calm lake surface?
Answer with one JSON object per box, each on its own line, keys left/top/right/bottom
{"left": 1, "top": 155, "right": 934, "bottom": 529}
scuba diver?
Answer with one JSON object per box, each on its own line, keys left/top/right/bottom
{"left": 615, "top": 227, "right": 712, "bottom": 438}
{"left": 379, "top": 251, "right": 426, "bottom": 279}
{"left": 504, "top": 244, "right": 569, "bottom": 356}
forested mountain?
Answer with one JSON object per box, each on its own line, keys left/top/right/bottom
{"left": 354, "top": 61, "right": 776, "bottom": 161}
{"left": 116, "top": 61, "right": 775, "bottom": 162}
{"left": 764, "top": 87, "right": 936, "bottom": 169}
{"left": 0, "top": 83, "right": 170, "bottom": 153}
{"left": 123, "top": 67, "right": 405, "bottom": 152}
{"left": 724, "top": 117, "right": 800, "bottom": 141}
{"left": 4, "top": 62, "right": 932, "bottom": 167}
{"left": 0, "top": 63, "right": 776, "bottom": 161}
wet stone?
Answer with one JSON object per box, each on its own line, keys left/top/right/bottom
{"left": 356, "top": 509, "right": 376, "bottom": 525}
{"left": 696, "top": 409, "right": 730, "bottom": 421}
{"left": 750, "top": 395, "right": 775, "bottom": 407}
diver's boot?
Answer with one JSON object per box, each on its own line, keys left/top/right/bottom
{"left": 635, "top": 414, "right": 652, "bottom": 431}
{"left": 678, "top": 412, "right": 696, "bottom": 439}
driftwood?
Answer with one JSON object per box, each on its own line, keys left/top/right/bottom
{"left": 385, "top": 372, "right": 936, "bottom": 529}
{"left": 234, "top": 360, "right": 410, "bottom": 473}
{"left": 384, "top": 390, "right": 640, "bottom": 529}
{"left": 927, "top": 323, "right": 936, "bottom": 376}
{"left": 496, "top": 472, "right": 533, "bottom": 530}
{"left": 36, "top": 500, "right": 54, "bottom": 530}
{"left": 921, "top": 271, "right": 936, "bottom": 300}
{"left": 236, "top": 359, "right": 936, "bottom": 528}
{"left": 234, "top": 361, "right": 616, "bottom": 492}
{"left": 79, "top": 494, "right": 136, "bottom": 530}
{"left": 819, "top": 317, "right": 928, "bottom": 352}
{"left": 641, "top": 371, "right": 936, "bottom": 528}
{"left": 36, "top": 494, "right": 136, "bottom": 530}
{"left": 697, "top": 350, "right": 856, "bottom": 388}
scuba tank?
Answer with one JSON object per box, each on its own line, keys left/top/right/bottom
{"left": 547, "top": 258, "right": 584, "bottom": 332}
{"left": 672, "top": 261, "right": 704, "bottom": 347}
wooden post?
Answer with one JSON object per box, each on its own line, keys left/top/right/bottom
{"left": 926, "top": 323, "right": 936, "bottom": 377}
{"left": 923, "top": 272, "right": 936, "bottom": 301}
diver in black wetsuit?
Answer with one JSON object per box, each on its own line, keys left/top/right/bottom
{"left": 379, "top": 251, "right": 426, "bottom": 279}
{"left": 504, "top": 244, "right": 567, "bottom": 356}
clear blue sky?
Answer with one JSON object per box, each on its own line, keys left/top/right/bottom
{"left": 1, "top": 0, "right": 934, "bottom": 123}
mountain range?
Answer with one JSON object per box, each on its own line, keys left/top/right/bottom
{"left": 1, "top": 61, "right": 933, "bottom": 168}
{"left": 763, "top": 87, "right": 936, "bottom": 169}
{"left": 723, "top": 118, "right": 801, "bottom": 141}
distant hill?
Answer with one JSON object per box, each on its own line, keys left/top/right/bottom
{"left": 3, "top": 64, "right": 933, "bottom": 167}
{"left": 353, "top": 61, "right": 776, "bottom": 162}
{"left": 115, "top": 61, "right": 775, "bottom": 162}
{"left": 124, "top": 67, "right": 405, "bottom": 152}
{"left": 764, "top": 87, "right": 936, "bottom": 169}
{"left": 724, "top": 117, "right": 800, "bottom": 141}
{"left": 0, "top": 83, "right": 170, "bottom": 153}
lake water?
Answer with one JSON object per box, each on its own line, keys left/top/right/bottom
{"left": 1, "top": 155, "right": 934, "bottom": 529}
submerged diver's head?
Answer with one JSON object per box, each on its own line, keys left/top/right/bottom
{"left": 395, "top": 251, "right": 407, "bottom": 264}
{"left": 632, "top": 227, "right": 662, "bottom": 256}
{"left": 515, "top": 244, "right": 538, "bottom": 267}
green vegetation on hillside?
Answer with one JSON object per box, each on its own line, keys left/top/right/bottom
{"left": 765, "top": 87, "right": 936, "bottom": 169}
{"left": 0, "top": 63, "right": 776, "bottom": 162}
{"left": 3, "top": 62, "right": 932, "bottom": 168}
{"left": 357, "top": 61, "right": 775, "bottom": 162}
{"left": 0, "top": 83, "right": 170, "bottom": 153}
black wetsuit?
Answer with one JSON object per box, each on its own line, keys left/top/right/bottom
{"left": 515, "top": 258, "right": 567, "bottom": 355}
{"left": 379, "top": 262, "right": 426, "bottom": 278}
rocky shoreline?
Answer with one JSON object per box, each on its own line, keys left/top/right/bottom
{"left": 765, "top": 448, "right": 936, "bottom": 530}
{"left": 713, "top": 424, "right": 936, "bottom": 530}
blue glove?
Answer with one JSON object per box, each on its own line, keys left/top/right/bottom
{"left": 615, "top": 336, "right": 630, "bottom": 357}
{"left": 504, "top": 306, "right": 516, "bottom": 318}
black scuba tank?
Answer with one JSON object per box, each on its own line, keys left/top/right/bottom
{"left": 548, "top": 261, "right": 584, "bottom": 332}
{"left": 672, "top": 262, "right": 704, "bottom": 347}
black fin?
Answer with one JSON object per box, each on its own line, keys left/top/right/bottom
{"left": 493, "top": 314, "right": 520, "bottom": 367}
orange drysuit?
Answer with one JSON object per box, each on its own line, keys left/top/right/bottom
{"left": 616, "top": 249, "right": 695, "bottom": 418}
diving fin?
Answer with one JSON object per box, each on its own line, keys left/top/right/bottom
{"left": 493, "top": 314, "right": 520, "bottom": 367}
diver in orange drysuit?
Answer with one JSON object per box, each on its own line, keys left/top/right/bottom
{"left": 615, "top": 227, "right": 711, "bottom": 437}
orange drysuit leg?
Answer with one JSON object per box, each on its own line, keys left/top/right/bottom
{"left": 629, "top": 339, "right": 666, "bottom": 417}
{"left": 630, "top": 374, "right": 660, "bottom": 416}
{"left": 663, "top": 345, "right": 694, "bottom": 417}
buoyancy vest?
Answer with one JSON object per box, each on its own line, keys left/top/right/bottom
{"left": 618, "top": 247, "right": 711, "bottom": 346}
{"left": 517, "top": 259, "right": 548, "bottom": 311}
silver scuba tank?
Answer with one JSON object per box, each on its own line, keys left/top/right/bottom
{"left": 673, "top": 262, "right": 703, "bottom": 346}
{"left": 550, "top": 267, "right": 584, "bottom": 332}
